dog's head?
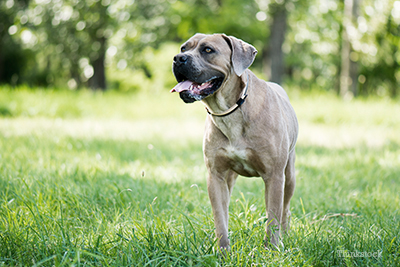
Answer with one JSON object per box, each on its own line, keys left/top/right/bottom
{"left": 171, "top": 33, "right": 257, "bottom": 103}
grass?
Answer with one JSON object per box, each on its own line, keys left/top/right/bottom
{"left": 0, "top": 87, "right": 399, "bottom": 266}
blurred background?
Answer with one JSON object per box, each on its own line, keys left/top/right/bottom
{"left": 0, "top": 0, "right": 399, "bottom": 98}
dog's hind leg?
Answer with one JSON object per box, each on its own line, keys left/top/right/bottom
{"left": 207, "top": 169, "right": 238, "bottom": 250}
{"left": 263, "top": 172, "right": 285, "bottom": 249}
{"left": 282, "top": 151, "right": 296, "bottom": 233}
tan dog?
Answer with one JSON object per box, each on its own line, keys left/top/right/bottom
{"left": 171, "top": 33, "right": 298, "bottom": 250}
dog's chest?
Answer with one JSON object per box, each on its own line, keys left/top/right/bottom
{"left": 224, "top": 145, "right": 260, "bottom": 177}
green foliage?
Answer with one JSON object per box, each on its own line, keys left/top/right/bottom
{"left": 0, "top": 0, "right": 399, "bottom": 95}
{"left": 0, "top": 88, "right": 399, "bottom": 266}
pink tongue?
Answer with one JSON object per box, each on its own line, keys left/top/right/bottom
{"left": 170, "top": 80, "right": 195, "bottom": 93}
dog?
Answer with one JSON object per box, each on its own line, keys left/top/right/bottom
{"left": 170, "top": 33, "right": 298, "bottom": 250}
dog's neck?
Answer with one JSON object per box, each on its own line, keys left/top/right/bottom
{"left": 202, "top": 70, "right": 246, "bottom": 116}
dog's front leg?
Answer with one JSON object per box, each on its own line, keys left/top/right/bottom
{"left": 263, "top": 174, "right": 285, "bottom": 249}
{"left": 207, "top": 169, "right": 237, "bottom": 250}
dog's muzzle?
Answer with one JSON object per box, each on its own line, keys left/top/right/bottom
{"left": 171, "top": 54, "right": 224, "bottom": 103}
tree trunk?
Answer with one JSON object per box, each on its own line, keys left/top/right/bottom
{"left": 263, "top": 3, "right": 287, "bottom": 85}
{"left": 340, "top": 0, "right": 359, "bottom": 98}
{"left": 0, "top": 45, "right": 3, "bottom": 83}
{"left": 89, "top": 37, "right": 107, "bottom": 90}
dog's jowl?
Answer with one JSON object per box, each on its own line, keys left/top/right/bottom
{"left": 171, "top": 33, "right": 298, "bottom": 250}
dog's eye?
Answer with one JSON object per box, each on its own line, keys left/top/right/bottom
{"left": 181, "top": 47, "right": 186, "bottom": 52}
{"left": 204, "top": 47, "right": 213, "bottom": 53}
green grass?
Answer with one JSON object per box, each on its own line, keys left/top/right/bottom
{"left": 0, "top": 87, "right": 399, "bottom": 266}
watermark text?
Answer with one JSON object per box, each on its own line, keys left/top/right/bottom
{"left": 337, "top": 250, "right": 382, "bottom": 258}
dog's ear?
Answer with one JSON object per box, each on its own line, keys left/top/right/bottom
{"left": 222, "top": 34, "right": 258, "bottom": 77}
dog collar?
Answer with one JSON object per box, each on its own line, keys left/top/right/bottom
{"left": 204, "top": 73, "right": 249, "bottom": 117}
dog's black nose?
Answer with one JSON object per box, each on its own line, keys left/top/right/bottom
{"left": 174, "top": 54, "right": 188, "bottom": 65}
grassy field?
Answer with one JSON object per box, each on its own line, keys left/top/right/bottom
{"left": 0, "top": 87, "right": 399, "bottom": 266}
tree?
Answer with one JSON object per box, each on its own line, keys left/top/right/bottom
{"left": 0, "top": 0, "right": 29, "bottom": 85}
{"left": 26, "top": 0, "right": 176, "bottom": 90}
{"left": 340, "top": 0, "right": 360, "bottom": 98}
{"left": 19, "top": 0, "right": 142, "bottom": 90}
{"left": 263, "top": 0, "right": 288, "bottom": 84}
{"left": 352, "top": 0, "right": 400, "bottom": 97}
{"left": 27, "top": 0, "right": 114, "bottom": 90}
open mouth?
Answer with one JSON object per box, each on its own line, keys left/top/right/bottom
{"left": 170, "top": 76, "right": 224, "bottom": 98}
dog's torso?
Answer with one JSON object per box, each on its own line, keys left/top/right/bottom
{"left": 203, "top": 70, "right": 298, "bottom": 178}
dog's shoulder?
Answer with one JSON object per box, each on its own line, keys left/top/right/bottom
{"left": 265, "top": 81, "right": 290, "bottom": 102}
